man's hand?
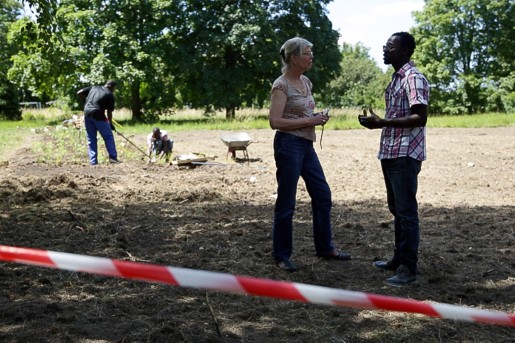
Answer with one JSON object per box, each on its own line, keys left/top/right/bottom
{"left": 110, "top": 122, "right": 116, "bottom": 131}
{"left": 358, "top": 108, "right": 382, "bottom": 129}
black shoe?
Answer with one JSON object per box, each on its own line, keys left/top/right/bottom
{"left": 372, "top": 260, "right": 398, "bottom": 271}
{"left": 275, "top": 259, "right": 298, "bottom": 272}
{"left": 320, "top": 250, "right": 352, "bottom": 261}
{"left": 384, "top": 265, "right": 416, "bottom": 287}
{"left": 109, "top": 158, "right": 121, "bottom": 164}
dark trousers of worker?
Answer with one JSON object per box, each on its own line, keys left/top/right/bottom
{"left": 85, "top": 116, "right": 117, "bottom": 165}
{"left": 381, "top": 157, "right": 422, "bottom": 274}
{"left": 272, "top": 131, "right": 335, "bottom": 263}
{"left": 152, "top": 140, "right": 174, "bottom": 155}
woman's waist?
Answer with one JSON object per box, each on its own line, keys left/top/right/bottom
{"left": 276, "top": 129, "right": 315, "bottom": 142}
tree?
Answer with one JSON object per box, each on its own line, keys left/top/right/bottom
{"left": 20, "top": 0, "right": 58, "bottom": 38}
{"left": 11, "top": 0, "right": 341, "bottom": 120}
{"left": 84, "top": 0, "right": 183, "bottom": 121}
{"left": 412, "top": 0, "right": 515, "bottom": 114}
{"left": 9, "top": 0, "right": 183, "bottom": 121}
{"left": 323, "top": 42, "right": 388, "bottom": 109}
{"left": 0, "top": 0, "right": 22, "bottom": 120}
{"left": 170, "top": 0, "right": 341, "bottom": 119}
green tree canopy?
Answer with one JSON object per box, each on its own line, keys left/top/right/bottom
{"left": 0, "top": 0, "right": 22, "bottom": 120}
{"left": 10, "top": 0, "right": 181, "bottom": 122}
{"left": 413, "top": 0, "right": 515, "bottom": 114}
{"left": 323, "top": 42, "right": 388, "bottom": 109}
{"left": 171, "top": 0, "right": 341, "bottom": 118}
{"left": 11, "top": 0, "right": 341, "bottom": 121}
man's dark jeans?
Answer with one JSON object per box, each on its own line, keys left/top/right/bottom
{"left": 85, "top": 116, "right": 117, "bottom": 165}
{"left": 272, "top": 131, "right": 335, "bottom": 262}
{"left": 381, "top": 157, "right": 422, "bottom": 274}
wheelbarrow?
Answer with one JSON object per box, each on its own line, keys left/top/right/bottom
{"left": 220, "top": 132, "right": 252, "bottom": 161}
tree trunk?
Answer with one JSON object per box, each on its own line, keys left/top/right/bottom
{"left": 131, "top": 81, "right": 142, "bottom": 121}
{"left": 225, "top": 107, "right": 236, "bottom": 120}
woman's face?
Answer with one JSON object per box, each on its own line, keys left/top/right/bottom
{"left": 296, "top": 46, "right": 314, "bottom": 72}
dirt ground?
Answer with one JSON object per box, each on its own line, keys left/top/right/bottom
{"left": 0, "top": 127, "right": 514, "bottom": 342}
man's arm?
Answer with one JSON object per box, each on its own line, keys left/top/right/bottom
{"left": 359, "top": 105, "right": 427, "bottom": 130}
{"left": 76, "top": 87, "right": 89, "bottom": 102}
{"left": 382, "top": 104, "right": 427, "bottom": 128}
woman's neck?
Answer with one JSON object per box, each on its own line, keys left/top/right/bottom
{"left": 284, "top": 69, "right": 302, "bottom": 81}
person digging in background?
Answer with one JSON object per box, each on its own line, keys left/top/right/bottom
{"left": 77, "top": 80, "right": 120, "bottom": 165}
{"left": 147, "top": 127, "right": 174, "bottom": 163}
{"left": 358, "top": 31, "right": 430, "bottom": 287}
{"left": 268, "top": 37, "right": 351, "bottom": 272}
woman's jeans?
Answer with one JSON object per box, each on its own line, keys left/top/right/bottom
{"left": 272, "top": 131, "right": 335, "bottom": 262}
{"left": 381, "top": 157, "right": 422, "bottom": 274}
{"left": 85, "top": 116, "right": 117, "bottom": 165}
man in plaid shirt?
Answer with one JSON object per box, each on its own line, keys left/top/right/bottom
{"left": 358, "top": 32, "right": 430, "bottom": 287}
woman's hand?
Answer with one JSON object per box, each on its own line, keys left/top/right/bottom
{"left": 313, "top": 112, "right": 329, "bottom": 126}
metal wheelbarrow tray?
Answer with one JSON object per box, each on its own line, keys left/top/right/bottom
{"left": 220, "top": 132, "right": 252, "bottom": 160}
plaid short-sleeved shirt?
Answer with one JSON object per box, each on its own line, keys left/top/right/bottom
{"left": 379, "top": 61, "right": 430, "bottom": 161}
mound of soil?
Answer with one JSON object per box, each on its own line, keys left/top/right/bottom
{"left": 0, "top": 127, "right": 514, "bottom": 342}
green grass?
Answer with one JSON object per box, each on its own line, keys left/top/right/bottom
{"left": 1, "top": 108, "right": 513, "bottom": 162}
{"left": 426, "top": 112, "right": 515, "bottom": 128}
{"left": 0, "top": 120, "right": 45, "bottom": 161}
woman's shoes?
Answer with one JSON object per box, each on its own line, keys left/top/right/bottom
{"left": 275, "top": 251, "right": 351, "bottom": 272}
{"left": 275, "top": 259, "right": 298, "bottom": 272}
{"left": 320, "top": 250, "right": 352, "bottom": 261}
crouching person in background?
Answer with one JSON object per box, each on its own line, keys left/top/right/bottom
{"left": 147, "top": 127, "right": 174, "bottom": 163}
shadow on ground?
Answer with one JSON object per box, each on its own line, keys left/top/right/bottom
{"left": 1, "top": 172, "right": 513, "bottom": 342}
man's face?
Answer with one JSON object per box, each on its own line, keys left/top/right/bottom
{"left": 382, "top": 35, "right": 403, "bottom": 65}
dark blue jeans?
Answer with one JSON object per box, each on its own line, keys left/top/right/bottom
{"left": 272, "top": 131, "right": 335, "bottom": 262}
{"left": 85, "top": 116, "right": 117, "bottom": 165}
{"left": 381, "top": 157, "right": 422, "bottom": 274}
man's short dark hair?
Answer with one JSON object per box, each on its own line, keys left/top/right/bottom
{"left": 105, "top": 80, "right": 117, "bottom": 88}
{"left": 392, "top": 32, "right": 416, "bottom": 57}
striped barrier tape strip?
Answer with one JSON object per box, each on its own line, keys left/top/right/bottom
{"left": 0, "top": 245, "right": 513, "bottom": 328}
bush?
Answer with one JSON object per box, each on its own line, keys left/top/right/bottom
{"left": 0, "top": 79, "right": 21, "bottom": 120}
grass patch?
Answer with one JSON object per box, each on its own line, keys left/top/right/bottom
{"left": 427, "top": 112, "right": 515, "bottom": 128}
{"left": 0, "top": 120, "right": 45, "bottom": 162}
{"left": 1, "top": 108, "right": 513, "bottom": 163}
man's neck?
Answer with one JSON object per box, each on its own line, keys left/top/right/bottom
{"left": 392, "top": 58, "right": 410, "bottom": 72}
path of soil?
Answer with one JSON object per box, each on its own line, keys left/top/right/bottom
{"left": 1, "top": 127, "right": 514, "bottom": 342}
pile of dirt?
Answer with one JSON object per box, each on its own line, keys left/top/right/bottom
{"left": 0, "top": 127, "right": 514, "bottom": 342}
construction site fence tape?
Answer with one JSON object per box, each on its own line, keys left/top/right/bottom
{"left": 0, "top": 245, "right": 513, "bottom": 328}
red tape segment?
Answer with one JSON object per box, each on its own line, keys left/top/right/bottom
{"left": 1, "top": 245, "right": 514, "bottom": 328}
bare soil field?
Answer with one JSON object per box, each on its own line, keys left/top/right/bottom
{"left": 0, "top": 127, "right": 514, "bottom": 342}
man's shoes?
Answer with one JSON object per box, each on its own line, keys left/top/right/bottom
{"left": 372, "top": 260, "right": 398, "bottom": 271}
{"left": 275, "top": 259, "right": 298, "bottom": 272}
{"left": 384, "top": 265, "right": 416, "bottom": 287}
{"left": 109, "top": 158, "right": 121, "bottom": 164}
{"left": 320, "top": 250, "right": 352, "bottom": 261}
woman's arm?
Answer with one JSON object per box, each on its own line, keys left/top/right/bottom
{"left": 269, "top": 89, "right": 327, "bottom": 130}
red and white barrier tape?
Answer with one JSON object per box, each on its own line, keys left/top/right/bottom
{"left": 1, "top": 245, "right": 513, "bottom": 327}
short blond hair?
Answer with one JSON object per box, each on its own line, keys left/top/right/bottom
{"left": 279, "top": 37, "right": 313, "bottom": 73}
